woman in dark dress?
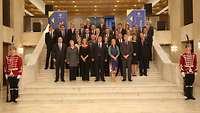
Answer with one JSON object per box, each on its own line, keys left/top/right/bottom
{"left": 79, "top": 38, "right": 90, "bottom": 81}
{"left": 131, "top": 34, "right": 138, "bottom": 76}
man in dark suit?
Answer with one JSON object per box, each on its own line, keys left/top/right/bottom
{"left": 116, "top": 23, "right": 126, "bottom": 36}
{"left": 120, "top": 34, "right": 133, "bottom": 81}
{"left": 90, "top": 24, "right": 96, "bottom": 35}
{"left": 103, "top": 28, "right": 114, "bottom": 45}
{"left": 91, "top": 36, "right": 108, "bottom": 82}
{"left": 79, "top": 23, "right": 85, "bottom": 37}
{"left": 45, "top": 25, "right": 55, "bottom": 69}
{"left": 68, "top": 23, "right": 76, "bottom": 41}
{"left": 97, "top": 18, "right": 106, "bottom": 34}
{"left": 82, "top": 28, "right": 91, "bottom": 40}
{"left": 58, "top": 25, "right": 69, "bottom": 46}
{"left": 52, "top": 37, "right": 67, "bottom": 82}
{"left": 137, "top": 32, "right": 150, "bottom": 76}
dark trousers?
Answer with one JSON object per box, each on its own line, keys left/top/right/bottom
{"left": 104, "top": 60, "right": 110, "bottom": 76}
{"left": 116, "top": 57, "right": 123, "bottom": 76}
{"left": 139, "top": 69, "right": 147, "bottom": 76}
{"left": 122, "top": 59, "right": 132, "bottom": 80}
{"left": 184, "top": 74, "right": 195, "bottom": 98}
{"left": 55, "top": 62, "right": 65, "bottom": 81}
{"left": 69, "top": 67, "right": 78, "bottom": 81}
{"left": 139, "top": 60, "right": 149, "bottom": 76}
{"left": 90, "top": 61, "right": 96, "bottom": 76}
{"left": 45, "top": 48, "right": 54, "bottom": 68}
{"left": 80, "top": 62, "right": 89, "bottom": 81}
{"left": 95, "top": 57, "right": 105, "bottom": 81}
{"left": 8, "top": 77, "right": 19, "bottom": 101}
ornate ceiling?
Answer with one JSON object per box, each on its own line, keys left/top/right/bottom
{"left": 25, "top": 0, "right": 168, "bottom": 16}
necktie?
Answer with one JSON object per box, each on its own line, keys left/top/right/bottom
{"left": 51, "top": 32, "right": 53, "bottom": 38}
{"left": 59, "top": 44, "right": 62, "bottom": 51}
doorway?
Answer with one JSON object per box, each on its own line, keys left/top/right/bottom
{"left": 3, "top": 42, "right": 11, "bottom": 86}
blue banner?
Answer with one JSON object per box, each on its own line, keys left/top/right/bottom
{"left": 127, "top": 9, "right": 146, "bottom": 30}
{"left": 48, "top": 11, "right": 67, "bottom": 29}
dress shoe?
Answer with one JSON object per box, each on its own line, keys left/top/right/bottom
{"left": 102, "top": 80, "right": 106, "bottom": 82}
{"left": 12, "top": 100, "right": 17, "bottom": 103}
{"left": 128, "top": 79, "right": 132, "bottom": 82}
{"left": 95, "top": 80, "right": 99, "bottom": 82}
{"left": 122, "top": 79, "right": 126, "bottom": 81}
{"left": 50, "top": 67, "right": 55, "bottom": 69}
{"left": 190, "top": 97, "right": 196, "bottom": 100}
{"left": 44, "top": 67, "right": 48, "bottom": 70}
{"left": 61, "top": 80, "right": 65, "bottom": 82}
{"left": 54, "top": 80, "right": 58, "bottom": 82}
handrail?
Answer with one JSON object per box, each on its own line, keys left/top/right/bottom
{"left": 153, "top": 41, "right": 172, "bottom": 64}
{"left": 27, "top": 24, "right": 49, "bottom": 66}
{"left": 153, "top": 39, "right": 183, "bottom": 89}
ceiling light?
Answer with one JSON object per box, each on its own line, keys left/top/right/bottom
{"left": 134, "top": 4, "right": 137, "bottom": 7}
{"left": 114, "top": 5, "right": 118, "bottom": 7}
{"left": 113, "top": 9, "right": 116, "bottom": 11}
{"left": 72, "top": 1, "right": 75, "bottom": 3}
{"left": 94, "top": 5, "right": 97, "bottom": 8}
{"left": 116, "top": 0, "right": 120, "bottom": 3}
{"left": 75, "top": 9, "right": 79, "bottom": 11}
{"left": 94, "top": 9, "right": 97, "bottom": 11}
{"left": 74, "top": 5, "right": 77, "bottom": 8}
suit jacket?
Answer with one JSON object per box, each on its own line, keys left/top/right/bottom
{"left": 68, "top": 28, "right": 76, "bottom": 40}
{"left": 57, "top": 30, "right": 69, "bottom": 45}
{"left": 117, "top": 28, "right": 126, "bottom": 36}
{"left": 45, "top": 32, "right": 55, "bottom": 49}
{"left": 137, "top": 39, "right": 150, "bottom": 61}
{"left": 97, "top": 24, "right": 106, "bottom": 34}
{"left": 79, "top": 28, "right": 85, "bottom": 37}
{"left": 91, "top": 43, "right": 108, "bottom": 61}
{"left": 120, "top": 41, "right": 133, "bottom": 60}
{"left": 66, "top": 47, "right": 79, "bottom": 67}
{"left": 82, "top": 33, "right": 91, "bottom": 40}
{"left": 52, "top": 43, "right": 67, "bottom": 63}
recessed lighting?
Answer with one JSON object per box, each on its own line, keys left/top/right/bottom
{"left": 72, "top": 1, "right": 75, "bottom": 3}
{"left": 134, "top": 4, "right": 137, "bottom": 7}
{"left": 113, "top": 9, "right": 116, "bottom": 11}
{"left": 75, "top": 9, "right": 79, "bottom": 11}
{"left": 94, "top": 9, "right": 97, "bottom": 11}
{"left": 74, "top": 5, "right": 77, "bottom": 8}
{"left": 116, "top": 0, "right": 120, "bottom": 3}
{"left": 54, "top": 5, "right": 58, "bottom": 8}
{"left": 94, "top": 5, "right": 97, "bottom": 8}
{"left": 114, "top": 5, "right": 118, "bottom": 7}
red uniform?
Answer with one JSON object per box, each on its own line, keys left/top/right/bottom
{"left": 179, "top": 52, "right": 197, "bottom": 100}
{"left": 179, "top": 53, "right": 197, "bottom": 74}
{"left": 5, "top": 55, "right": 23, "bottom": 77}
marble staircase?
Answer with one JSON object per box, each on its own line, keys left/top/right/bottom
{"left": 18, "top": 50, "right": 185, "bottom": 103}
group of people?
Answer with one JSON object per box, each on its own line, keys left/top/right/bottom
{"left": 45, "top": 19, "right": 154, "bottom": 82}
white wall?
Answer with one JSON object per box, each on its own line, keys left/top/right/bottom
{"left": 154, "top": 31, "right": 171, "bottom": 44}
{"left": 22, "top": 32, "right": 42, "bottom": 46}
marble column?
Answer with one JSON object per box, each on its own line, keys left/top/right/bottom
{"left": 0, "top": 0, "right": 3, "bottom": 90}
{"left": 11, "top": 0, "right": 24, "bottom": 47}
{"left": 192, "top": 0, "right": 200, "bottom": 86}
{"left": 168, "top": 0, "right": 183, "bottom": 62}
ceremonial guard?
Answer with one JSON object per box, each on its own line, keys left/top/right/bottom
{"left": 180, "top": 43, "right": 197, "bottom": 100}
{"left": 5, "top": 46, "right": 23, "bottom": 103}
